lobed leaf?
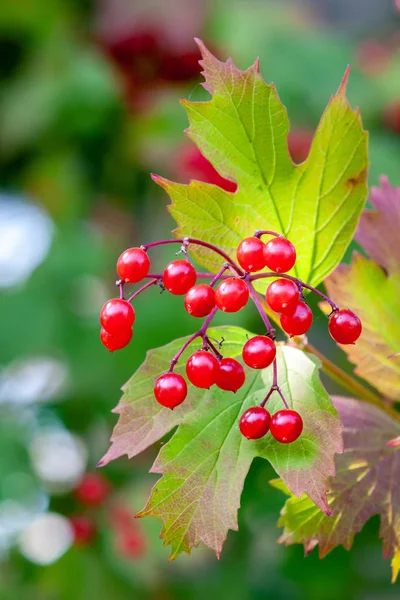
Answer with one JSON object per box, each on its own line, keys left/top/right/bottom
{"left": 324, "top": 177, "right": 400, "bottom": 401}
{"left": 153, "top": 40, "right": 368, "bottom": 290}
{"left": 102, "top": 327, "right": 342, "bottom": 559}
{"left": 272, "top": 396, "right": 400, "bottom": 581}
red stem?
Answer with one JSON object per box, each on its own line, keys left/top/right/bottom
{"left": 169, "top": 307, "right": 219, "bottom": 372}
{"left": 141, "top": 237, "right": 243, "bottom": 275}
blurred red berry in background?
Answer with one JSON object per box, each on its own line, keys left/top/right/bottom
{"left": 356, "top": 39, "right": 391, "bottom": 76}
{"left": 383, "top": 100, "right": 400, "bottom": 135}
{"left": 287, "top": 128, "right": 314, "bottom": 163}
{"left": 176, "top": 144, "right": 237, "bottom": 192}
{"left": 70, "top": 515, "right": 97, "bottom": 546}
{"left": 74, "top": 473, "right": 111, "bottom": 507}
{"left": 109, "top": 503, "right": 147, "bottom": 559}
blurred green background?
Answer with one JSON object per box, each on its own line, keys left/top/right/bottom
{"left": 1, "top": 1, "right": 400, "bottom": 598}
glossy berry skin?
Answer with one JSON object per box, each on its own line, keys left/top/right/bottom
{"left": 236, "top": 237, "right": 266, "bottom": 272}
{"left": 154, "top": 372, "right": 187, "bottom": 409}
{"left": 184, "top": 284, "right": 215, "bottom": 318}
{"left": 280, "top": 301, "right": 312, "bottom": 336}
{"left": 242, "top": 336, "right": 276, "bottom": 369}
{"left": 215, "top": 278, "right": 249, "bottom": 312}
{"left": 239, "top": 406, "right": 271, "bottom": 439}
{"left": 100, "top": 299, "right": 135, "bottom": 335}
{"left": 117, "top": 247, "right": 150, "bottom": 283}
{"left": 70, "top": 515, "right": 96, "bottom": 546}
{"left": 270, "top": 410, "right": 303, "bottom": 443}
{"left": 215, "top": 358, "right": 245, "bottom": 392}
{"left": 328, "top": 309, "right": 362, "bottom": 344}
{"left": 74, "top": 473, "right": 111, "bottom": 507}
{"left": 186, "top": 350, "right": 219, "bottom": 388}
{"left": 266, "top": 279, "right": 300, "bottom": 313}
{"left": 100, "top": 327, "right": 132, "bottom": 352}
{"left": 163, "top": 260, "right": 197, "bottom": 295}
{"left": 264, "top": 237, "right": 296, "bottom": 273}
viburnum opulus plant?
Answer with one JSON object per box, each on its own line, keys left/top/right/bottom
{"left": 98, "top": 41, "right": 400, "bottom": 580}
{"left": 100, "top": 233, "right": 361, "bottom": 443}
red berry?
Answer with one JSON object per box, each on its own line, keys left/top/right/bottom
{"left": 215, "top": 278, "right": 249, "bottom": 312}
{"left": 70, "top": 515, "right": 96, "bottom": 546}
{"left": 154, "top": 372, "right": 187, "bottom": 409}
{"left": 163, "top": 260, "right": 197, "bottom": 295}
{"left": 266, "top": 279, "right": 300, "bottom": 313}
{"left": 100, "top": 299, "right": 135, "bottom": 335}
{"left": 270, "top": 410, "right": 303, "bottom": 443}
{"left": 264, "top": 237, "right": 296, "bottom": 273}
{"left": 239, "top": 406, "right": 271, "bottom": 439}
{"left": 100, "top": 327, "right": 132, "bottom": 352}
{"left": 117, "top": 247, "right": 150, "bottom": 283}
{"left": 328, "top": 309, "right": 362, "bottom": 344}
{"left": 242, "top": 336, "right": 276, "bottom": 369}
{"left": 186, "top": 350, "right": 219, "bottom": 389}
{"left": 116, "top": 527, "right": 146, "bottom": 559}
{"left": 215, "top": 358, "right": 245, "bottom": 392}
{"left": 280, "top": 301, "right": 312, "bottom": 336}
{"left": 236, "top": 237, "right": 266, "bottom": 272}
{"left": 184, "top": 284, "right": 215, "bottom": 318}
{"left": 75, "top": 473, "right": 111, "bottom": 507}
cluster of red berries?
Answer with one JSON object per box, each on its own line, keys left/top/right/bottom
{"left": 100, "top": 232, "right": 362, "bottom": 444}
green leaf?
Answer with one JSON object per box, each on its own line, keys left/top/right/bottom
{"left": 101, "top": 326, "right": 342, "bottom": 560}
{"left": 153, "top": 40, "right": 368, "bottom": 290}
{"left": 324, "top": 177, "right": 400, "bottom": 401}
{"left": 272, "top": 396, "right": 400, "bottom": 581}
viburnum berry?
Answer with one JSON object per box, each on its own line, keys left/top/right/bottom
{"left": 236, "top": 237, "right": 266, "bottom": 272}
{"left": 186, "top": 350, "right": 219, "bottom": 389}
{"left": 270, "top": 410, "right": 303, "bottom": 443}
{"left": 264, "top": 237, "right": 296, "bottom": 273}
{"left": 328, "top": 309, "right": 362, "bottom": 344}
{"left": 74, "top": 473, "right": 111, "bottom": 507}
{"left": 239, "top": 406, "right": 271, "bottom": 439}
{"left": 184, "top": 284, "right": 215, "bottom": 318}
{"left": 154, "top": 372, "right": 187, "bottom": 408}
{"left": 100, "top": 298, "right": 135, "bottom": 335}
{"left": 100, "top": 327, "right": 132, "bottom": 352}
{"left": 117, "top": 247, "right": 150, "bottom": 283}
{"left": 215, "top": 278, "right": 249, "bottom": 312}
{"left": 163, "top": 260, "right": 197, "bottom": 295}
{"left": 266, "top": 278, "right": 300, "bottom": 313}
{"left": 215, "top": 358, "right": 245, "bottom": 392}
{"left": 280, "top": 301, "right": 312, "bottom": 336}
{"left": 242, "top": 336, "right": 276, "bottom": 369}
{"left": 70, "top": 515, "right": 96, "bottom": 546}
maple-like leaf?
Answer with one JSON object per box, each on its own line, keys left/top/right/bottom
{"left": 324, "top": 177, "right": 400, "bottom": 401}
{"left": 101, "top": 326, "right": 342, "bottom": 559}
{"left": 152, "top": 39, "right": 368, "bottom": 290}
{"left": 272, "top": 396, "right": 400, "bottom": 581}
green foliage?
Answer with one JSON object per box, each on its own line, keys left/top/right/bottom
{"left": 325, "top": 178, "right": 400, "bottom": 401}
{"left": 103, "top": 329, "right": 341, "bottom": 559}
{"left": 272, "top": 396, "right": 400, "bottom": 581}
{"left": 155, "top": 41, "right": 368, "bottom": 291}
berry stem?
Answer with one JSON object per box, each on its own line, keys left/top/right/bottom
{"left": 245, "top": 277, "right": 276, "bottom": 339}
{"left": 168, "top": 307, "right": 219, "bottom": 372}
{"left": 260, "top": 359, "right": 289, "bottom": 409}
{"left": 127, "top": 278, "right": 162, "bottom": 303}
{"left": 119, "top": 282, "right": 125, "bottom": 299}
{"left": 253, "top": 229, "right": 281, "bottom": 239}
{"left": 250, "top": 272, "right": 339, "bottom": 313}
{"left": 204, "top": 337, "right": 223, "bottom": 360}
{"left": 141, "top": 238, "right": 243, "bottom": 274}
{"left": 209, "top": 264, "right": 230, "bottom": 287}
